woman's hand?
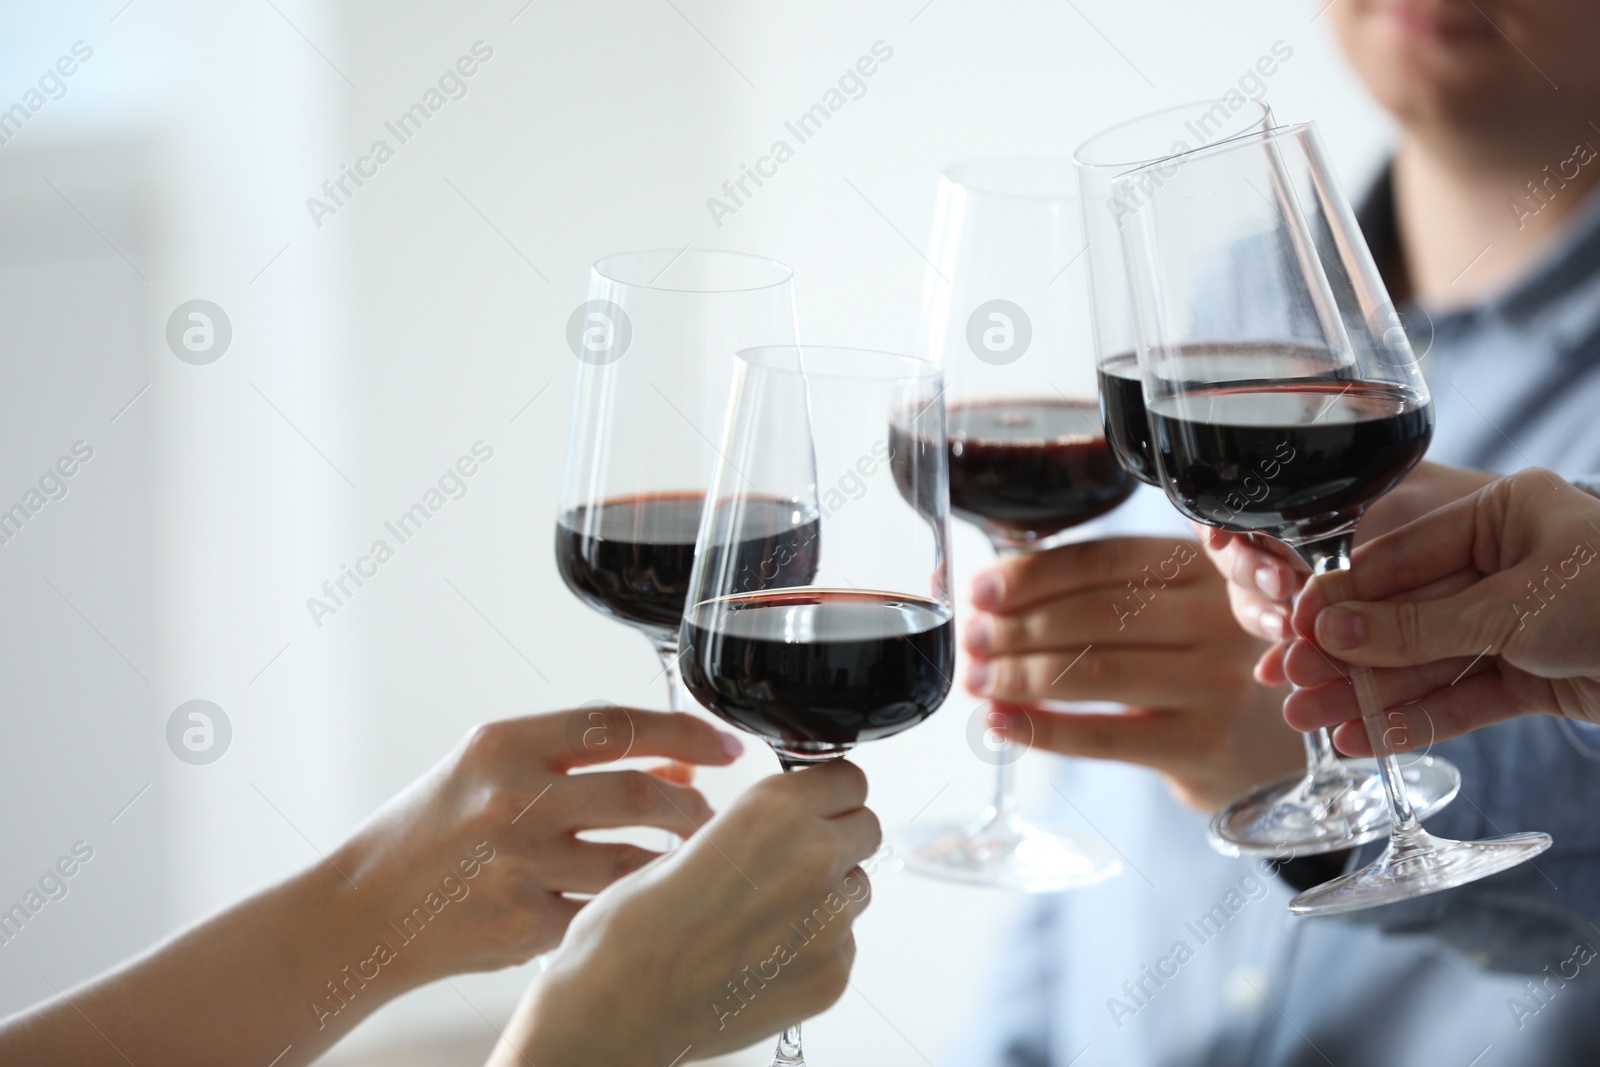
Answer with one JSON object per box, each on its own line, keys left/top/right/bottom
{"left": 494, "top": 761, "right": 881, "bottom": 1066}
{"left": 334, "top": 707, "right": 744, "bottom": 987}
{"left": 0, "top": 707, "right": 745, "bottom": 1067}
{"left": 964, "top": 536, "right": 1297, "bottom": 810}
{"left": 1280, "top": 468, "right": 1600, "bottom": 753}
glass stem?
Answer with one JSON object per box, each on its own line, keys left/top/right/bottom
{"left": 651, "top": 636, "right": 686, "bottom": 852}
{"left": 992, "top": 755, "right": 1019, "bottom": 821}
{"left": 1302, "top": 727, "right": 1346, "bottom": 788}
{"left": 651, "top": 636, "right": 684, "bottom": 713}
{"left": 1301, "top": 543, "right": 1423, "bottom": 843}
{"left": 772, "top": 755, "right": 811, "bottom": 1067}
{"left": 985, "top": 540, "right": 1028, "bottom": 829}
{"left": 1274, "top": 538, "right": 1351, "bottom": 794}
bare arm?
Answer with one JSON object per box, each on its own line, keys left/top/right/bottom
{"left": 0, "top": 708, "right": 743, "bottom": 1066}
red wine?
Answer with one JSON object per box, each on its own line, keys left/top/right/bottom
{"left": 1097, "top": 353, "right": 1159, "bottom": 486}
{"left": 555, "top": 493, "right": 820, "bottom": 638}
{"left": 1098, "top": 343, "right": 1344, "bottom": 488}
{"left": 680, "top": 590, "right": 954, "bottom": 757}
{"left": 1148, "top": 380, "right": 1432, "bottom": 543}
{"left": 903, "top": 398, "right": 1134, "bottom": 543}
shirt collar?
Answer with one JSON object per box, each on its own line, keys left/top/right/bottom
{"left": 1357, "top": 161, "right": 1600, "bottom": 354}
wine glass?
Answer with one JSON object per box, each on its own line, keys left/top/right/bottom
{"left": 1076, "top": 100, "right": 1275, "bottom": 484}
{"left": 1082, "top": 107, "right": 1463, "bottom": 860}
{"left": 1116, "top": 121, "right": 1550, "bottom": 914}
{"left": 680, "top": 345, "right": 954, "bottom": 1066}
{"left": 556, "top": 249, "right": 799, "bottom": 718}
{"left": 895, "top": 158, "right": 1130, "bottom": 892}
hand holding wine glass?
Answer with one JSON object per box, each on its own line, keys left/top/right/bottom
{"left": 680, "top": 345, "right": 954, "bottom": 1065}
{"left": 1279, "top": 467, "right": 1600, "bottom": 748}
{"left": 1198, "top": 460, "right": 1501, "bottom": 682}
{"left": 963, "top": 537, "right": 1296, "bottom": 812}
{"left": 1117, "top": 120, "right": 1549, "bottom": 914}
{"left": 491, "top": 762, "right": 880, "bottom": 1067}
{"left": 897, "top": 158, "right": 1133, "bottom": 893}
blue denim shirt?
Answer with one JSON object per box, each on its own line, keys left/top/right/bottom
{"left": 947, "top": 172, "right": 1600, "bottom": 1067}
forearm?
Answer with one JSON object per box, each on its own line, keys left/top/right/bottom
{"left": 0, "top": 856, "right": 428, "bottom": 1067}
{"left": 489, "top": 965, "right": 650, "bottom": 1067}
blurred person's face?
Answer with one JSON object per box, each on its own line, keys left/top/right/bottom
{"left": 1330, "top": 0, "right": 1600, "bottom": 144}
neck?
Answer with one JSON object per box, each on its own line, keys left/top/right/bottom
{"left": 1391, "top": 128, "right": 1600, "bottom": 308}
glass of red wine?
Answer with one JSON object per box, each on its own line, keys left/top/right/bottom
{"left": 893, "top": 158, "right": 1132, "bottom": 892}
{"left": 556, "top": 249, "right": 800, "bottom": 717}
{"left": 1075, "top": 100, "right": 1274, "bottom": 485}
{"left": 680, "top": 345, "right": 954, "bottom": 1066}
{"left": 1075, "top": 104, "right": 1408, "bottom": 859}
{"left": 1083, "top": 107, "right": 1464, "bottom": 862}
{"left": 1100, "top": 112, "right": 1465, "bottom": 863}
{"left": 1117, "top": 121, "right": 1550, "bottom": 914}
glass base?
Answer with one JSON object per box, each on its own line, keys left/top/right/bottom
{"left": 897, "top": 810, "right": 1122, "bottom": 892}
{"left": 1288, "top": 830, "right": 1553, "bottom": 916}
{"left": 1208, "top": 755, "right": 1461, "bottom": 858}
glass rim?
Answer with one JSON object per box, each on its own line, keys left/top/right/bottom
{"left": 1112, "top": 120, "right": 1314, "bottom": 191}
{"left": 736, "top": 345, "right": 943, "bottom": 384}
{"left": 941, "top": 156, "right": 1078, "bottom": 202}
{"left": 1073, "top": 99, "right": 1274, "bottom": 172}
{"left": 592, "top": 248, "right": 795, "bottom": 294}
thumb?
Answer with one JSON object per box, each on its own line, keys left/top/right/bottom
{"left": 1310, "top": 581, "right": 1518, "bottom": 667}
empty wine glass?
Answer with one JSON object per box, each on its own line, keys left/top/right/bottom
{"left": 681, "top": 345, "right": 954, "bottom": 1065}
{"left": 1117, "top": 121, "right": 1550, "bottom": 913}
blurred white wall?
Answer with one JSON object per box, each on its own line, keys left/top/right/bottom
{"left": 0, "top": 1, "right": 1391, "bottom": 1063}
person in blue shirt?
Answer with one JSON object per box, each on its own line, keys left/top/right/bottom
{"left": 951, "top": 3, "right": 1600, "bottom": 1064}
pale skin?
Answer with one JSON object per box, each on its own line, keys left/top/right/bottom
{"left": 966, "top": 537, "right": 1292, "bottom": 811}
{"left": 488, "top": 761, "right": 880, "bottom": 1066}
{"left": 0, "top": 708, "right": 745, "bottom": 1067}
{"left": 1202, "top": 461, "right": 1501, "bottom": 685}
{"left": 1328, "top": 0, "right": 1600, "bottom": 308}
{"left": 1279, "top": 469, "right": 1600, "bottom": 754}
{"left": 972, "top": 0, "right": 1600, "bottom": 810}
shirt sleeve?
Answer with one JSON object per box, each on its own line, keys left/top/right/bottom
{"left": 1330, "top": 717, "right": 1600, "bottom": 969}
{"left": 1568, "top": 473, "right": 1600, "bottom": 499}
{"left": 939, "top": 896, "right": 1058, "bottom": 1067}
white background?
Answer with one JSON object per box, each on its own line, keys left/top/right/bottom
{"left": 0, "top": 1, "right": 1389, "bottom": 1063}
